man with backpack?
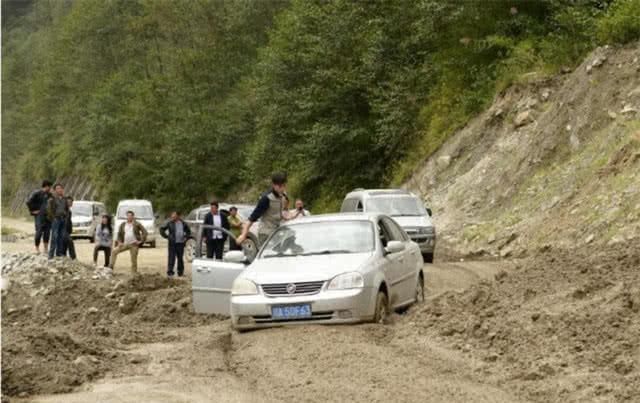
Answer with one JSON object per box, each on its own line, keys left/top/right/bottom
{"left": 26, "top": 180, "right": 52, "bottom": 253}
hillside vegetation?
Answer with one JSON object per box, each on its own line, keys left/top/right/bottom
{"left": 3, "top": 0, "right": 639, "bottom": 211}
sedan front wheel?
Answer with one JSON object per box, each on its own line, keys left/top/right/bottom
{"left": 373, "top": 291, "right": 389, "bottom": 324}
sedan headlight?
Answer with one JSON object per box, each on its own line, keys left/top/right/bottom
{"left": 231, "top": 278, "right": 259, "bottom": 296}
{"left": 327, "top": 272, "right": 364, "bottom": 290}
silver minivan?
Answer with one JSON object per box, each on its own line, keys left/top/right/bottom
{"left": 340, "top": 189, "right": 436, "bottom": 262}
{"left": 70, "top": 200, "right": 107, "bottom": 241}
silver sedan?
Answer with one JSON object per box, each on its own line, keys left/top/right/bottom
{"left": 229, "top": 213, "right": 425, "bottom": 330}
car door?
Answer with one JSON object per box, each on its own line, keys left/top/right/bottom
{"left": 378, "top": 218, "right": 405, "bottom": 308}
{"left": 382, "top": 217, "right": 417, "bottom": 306}
{"left": 191, "top": 224, "right": 247, "bottom": 315}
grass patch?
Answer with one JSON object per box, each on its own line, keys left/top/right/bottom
{"left": 1, "top": 226, "right": 19, "bottom": 236}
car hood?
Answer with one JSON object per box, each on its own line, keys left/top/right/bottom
{"left": 390, "top": 215, "right": 433, "bottom": 228}
{"left": 242, "top": 252, "right": 372, "bottom": 284}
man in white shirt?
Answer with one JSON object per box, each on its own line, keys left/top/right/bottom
{"left": 110, "top": 211, "right": 148, "bottom": 273}
{"left": 203, "top": 201, "right": 230, "bottom": 260}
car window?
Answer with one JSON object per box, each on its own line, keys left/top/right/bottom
{"left": 365, "top": 196, "right": 426, "bottom": 217}
{"left": 383, "top": 217, "right": 408, "bottom": 241}
{"left": 117, "top": 205, "right": 153, "bottom": 219}
{"left": 377, "top": 219, "right": 392, "bottom": 247}
{"left": 186, "top": 210, "right": 196, "bottom": 221}
{"left": 340, "top": 198, "right": 358, "bottom": 212}
{"left": 261, "top": 221, "right": 375, "bottom": 258}
{"left": 72, "top": 203, "right": 92, "bottom": 216}
{"left": 380, "top": 217, "right": 404, "bottom": 242}
{"left": 356, "top": 201, "right": 363, "bottom": 212}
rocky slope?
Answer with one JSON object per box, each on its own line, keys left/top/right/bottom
{"left": 405, "top": 42, "right": 640, "bottom": 258}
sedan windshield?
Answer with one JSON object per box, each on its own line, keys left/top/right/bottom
{"left": 117, "top": 206, "right": 153, "bottom": 219}
{"left": 261, "top": 221, "right": 374, "bottom": 258}
{"left": 71, "top": 203, "right": 92, "bottom": 216}
{"left": 365, "top": 196, "right": 426, "bottom": 217}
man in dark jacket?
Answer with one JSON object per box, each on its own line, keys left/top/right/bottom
{"left": 26, "top": 180, "right": 52, "bottom": 253}
{"left": 47, "top": 183, "right": 69, "bottom": 259}
{"left": 160, "top": 211, "right": 192, "bottom": 277}
{"left": 62, "top": 196, "right": 77, "bottom": 260}
{"left": 203, "top": 201, "right": 229, "bottom": 260}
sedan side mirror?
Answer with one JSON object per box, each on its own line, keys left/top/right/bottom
{"left": 384, "top": 240, "right": 405, "bottom": 255}
{"left": 425, "top": 207, "right": 432, "bottom": 217}
{"left": 224, "top": 250, "right": 247, "bottom": 264}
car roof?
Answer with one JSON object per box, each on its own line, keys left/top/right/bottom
{"left": 345, "top": 188, "right": 414, "bottom": 198}
{"left": 284, "top": 212, "right": 382, "bottom": 225}
{"left": 117, "top": 199, "right": 153, "bottom": 206}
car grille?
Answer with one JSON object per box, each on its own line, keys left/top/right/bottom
{"left": 261, "top": 281, "right": 325, "bottom": 296}
{"left": 252, "top": 311, "right": 335, "bottom": 323}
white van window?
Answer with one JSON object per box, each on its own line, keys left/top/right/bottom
{"left": 365, "top": 196, "right": 426, "bottom": 217}
{"left": 340, "top": 198, "right": 359, "bottom": 212}
{"left": 71, "top": 203, "right": 92, "bottom": 216}
{"left": 117, "top": 205, "right": 153, "bottom": 219}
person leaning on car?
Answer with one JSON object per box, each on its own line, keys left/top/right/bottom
{"left": 236, "top": 172, "right": 287, "bottom": 247}
{"left": 160, "top": 211, "right": 192, "bottom": 278}
{"left": 203, "top": 201, "right": 229, "bottom": 260}
{"left": 109, "top": 210, "right": 148, "bottom": 274}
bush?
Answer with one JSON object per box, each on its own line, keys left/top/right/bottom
{"left": 598, "top": 0, "right": 640, "bottom": 44}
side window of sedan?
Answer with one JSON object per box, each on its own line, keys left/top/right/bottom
{"left": 377, "top": 219, "right": 394, "bottom": 247}
{"left": 381, "top": 217, "right": 405, "bottom": 242}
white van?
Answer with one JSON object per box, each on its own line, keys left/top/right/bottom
{"left": 340, "top": 189, "right": 436, "bottom": 262}
{"left": 113, "top": 199, "right": 158, "bottom": 247}
{"left": 70, "top": 200, "right": 107, "bottom": 241}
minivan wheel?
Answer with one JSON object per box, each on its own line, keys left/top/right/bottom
{"left": 373, "top": 291, "right": 389, "bottom": 324}
{"left": 422, "top": 252, "right": 433, "bottom": 264}
{"left": 150, "top": 241, "right": 156, "bottom": 248}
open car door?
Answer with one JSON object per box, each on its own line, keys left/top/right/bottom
{"left": 191, "top": 225, "right": 252, "bottom": 315}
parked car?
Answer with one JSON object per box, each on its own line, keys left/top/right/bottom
{"left": 113, "top": 199, "right": 158, "bottom": 247}
{"left": 70, "top": 200, "right": 107, "bottom": 241}
{"left": 190, "top": 213, "right": 425, "bottom": 331}
{"left": 340, "top": 189, "right": 436, "bottom": 263}
{"left": 184, "top": 203, "right": 260, "bottom": 262}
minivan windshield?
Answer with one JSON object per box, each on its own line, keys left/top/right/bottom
{"left": 117, "top": 205, "right": 153, "bottom": 219}
{"left": 260, "top": 221, "right": 374, "bottom": 259}
{"left": 365, "top": 196, "right": 427, "bottom": 217}
{"left": 71, "top": 203, "right": 92, "bottom": 216}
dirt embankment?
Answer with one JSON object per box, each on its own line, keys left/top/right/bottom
{"left": 1, "top": 252, "right": 215, "bottom": 398}
{"left": 405, "top": 42, "right": 640, "bottom": 259}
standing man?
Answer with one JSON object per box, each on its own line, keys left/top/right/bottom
{"left": 47, "top": 183, "right": 68, "bottom": 259}
{"left": 62, "top": 196, "right": 77, "bottom": 260}
{"left": 160, "top": 211, "right": 192, "bottom": 278}
{"left": 228, "top": 206, "right": 243, "bottom": 251}
{"left": 110, "top": 211, "right": 148, "bottom": 274}
{"left": 289, "top": 199, "right": 311, "bottom": 220}
{"left": 203, "top": 201, "right": 229, "bottom": 260}
{"left": 236, "top": 172, "right": 287, "bottom": 247}
{"left": 26, "top": 180, "right": 52, "bottom": 253}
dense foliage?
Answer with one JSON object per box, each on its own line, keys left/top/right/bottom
{"left": 3, "top": 0, "right": 639, "bottom": 212}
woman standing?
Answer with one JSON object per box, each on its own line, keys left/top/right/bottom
{"left": 94, "top": 214, "right": 113, "bottom": 267}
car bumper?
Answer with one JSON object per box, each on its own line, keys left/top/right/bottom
{"left": 410, "top": 235, "right": 436, "bottom": 254}
{"left": 71, "top": 226, "right": 91, "bottom": 238}
{"left": 230, "top": 287, "right": 376, "bottom": 330}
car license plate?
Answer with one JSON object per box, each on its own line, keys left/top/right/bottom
{"left": 271, "top": 304, "right": 311, "bottom": 320}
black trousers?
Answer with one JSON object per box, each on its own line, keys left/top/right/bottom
{"left": 229, "top": 237, "right": 242, "bottom": 251}
{"left": 206, "top": 238, "right": 225, "bottom": 260}
{"left": 34, "top": 215, "right": 51, "bottom": 247}
{"left": 62, "top": 234, "right": 76, "bottom": 260}
{"left": 94, "top": 246, "right": 111, "bottom": 267}
{"left": 168, "top": 241, "right": 185, "bottom": 276}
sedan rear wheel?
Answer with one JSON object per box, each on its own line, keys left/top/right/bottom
{"left": 415, "top": 275, "right": 425, "bottom": 304}
{"left": 373, "top": 291, "right": 389, "bottom": 324}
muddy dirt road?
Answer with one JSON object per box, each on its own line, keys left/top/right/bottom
{"left": 2, "top": 216, "right": 523, "bottom": 403}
